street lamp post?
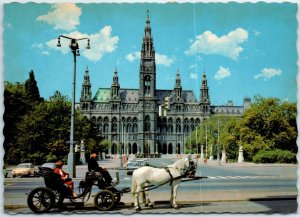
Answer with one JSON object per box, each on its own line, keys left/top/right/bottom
{"left": 57, "top": 35, "right": 90, "bottom": 178}
{"left": 217, "top": 118, "right": 221, "bottom": 166}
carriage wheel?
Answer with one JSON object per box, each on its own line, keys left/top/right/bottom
{"left": 27, "top": 187, "right": 55, "bottom": 213}
{"left": 94, "top": 190, "right": 115, "bottom": 211}
{"left": 52, "top": 190, "right": 65, "bottom": 209}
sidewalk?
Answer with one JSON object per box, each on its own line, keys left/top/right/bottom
{"left": 4, "top": 158, "right": 297, "bottom": 210}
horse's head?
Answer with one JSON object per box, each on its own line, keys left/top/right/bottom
{"left": 182, "top": 156, "right": 197, "bottom": 177}
{"left": 172, "top": 157, "right": 195, "bottom": 176}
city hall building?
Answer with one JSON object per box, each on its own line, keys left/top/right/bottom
{"left": 78, "top": 14, "right": 251, "bottom": 157}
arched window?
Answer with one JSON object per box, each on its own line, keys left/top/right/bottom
{"left": 144, "top": 115, "right": 150, "bottom": 131}
{"left": 144, "top": 75, "right": 151, "bottom": 96}
{"left": 183, "top": 118, "right": 190, "bottom": 135}
{"left": 176, "top": 118, "right": 181, "bottom": 133}
{"left": 127, "top": 123, "right": 132, "bottom": 133}
{"left": 168, "top": 118, "right": 173, "bottom": 134}
{"left": 112, "top": 117, "right": 118, "bottom": 133}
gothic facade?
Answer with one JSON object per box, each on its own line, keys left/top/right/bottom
{"left": 79, "top": 14, "right": 251, "bottom": 157}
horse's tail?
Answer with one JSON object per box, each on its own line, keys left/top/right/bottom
{"left": 131, "top": 172, "right": 137, "bottom": 197}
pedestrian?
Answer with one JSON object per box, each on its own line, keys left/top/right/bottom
{"left": 53, "top": 160, "right": 77, "bottom": 197}
{"left": 88, "top": 153, "right": 114, "bottom": 186}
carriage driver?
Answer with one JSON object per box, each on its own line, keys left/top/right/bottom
{"left": 88, "top": 153, "right": 115, "bottom": 186}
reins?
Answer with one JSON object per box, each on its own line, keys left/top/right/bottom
{"left": 138, "top": 173, "right": 186, "bottom": 193}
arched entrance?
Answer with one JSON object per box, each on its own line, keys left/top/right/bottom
{"left": 111, "top": 143, "right": 117, "bottom": 154}
{"left": 128, "top": 143, "right": 132, "bottom": 154}
{"left": 158, "top": 143, "right": 162, "bottom": 154}
{"left": 163, "top": 143, "right": 167, "bottom": 154}
{"left": 168, "top": 143, "right": 173, "bottom": 154}
{"left": 132, "top": 143, "right": 137, "bottom": 154}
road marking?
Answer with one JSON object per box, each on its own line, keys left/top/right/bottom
{"left": 206, "top": 175, "right": 275, "bottom": 179}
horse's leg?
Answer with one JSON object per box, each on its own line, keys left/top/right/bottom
{"left": 171, "top": 184, "right": 179, "bottom": 209}
{"left": 144, "top": 183, "right": 153, "bottom": 208}
{"left": 170, "top": 186, "right": 174, "bottom": 207}
{"left": 141, "top": 184, "right": 146, "bottom": 204}
{"left": 134, "top": 185, "right": 142, "bottom": 211}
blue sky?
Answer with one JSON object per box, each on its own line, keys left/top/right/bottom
{"left": 4, "top": 2, "right": 298, "bottom": 105}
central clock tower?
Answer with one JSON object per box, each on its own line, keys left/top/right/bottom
{"left": 139, "top": 11, "right": 156, "bottom": 100}
{"left": 138, "top": 11, "right": 157, "bottom": 157}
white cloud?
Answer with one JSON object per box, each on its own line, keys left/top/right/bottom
{"left": 32, "top": 43, "right": 45, "bottom": 50}
{"left": 32, "top": 43, "right": 50, "bottom": 55}
{"left": 253, "top": 30, "right": 261, "bottom": 36}
{"left": 155, "top": 53, "right": 174, "bottom": 66}
{"left": 125, "top": 52, "right": 140, "bottom": 62}
{"left": 36, "top": 3, "right": 81, "bottom": 31}
{"left": 185, "top": 28, "right": 248, "bottom": 60}
{"left": 254, "top": 68, "right": 282, "bottom": 81}
{"left": 41, "top": 51, "right": 50, "bottom": 56}
{"left": 125, "top": 52, "right": 174, "bottom": 66}
{"left": 190, "top": 64, "right": 196, "bottom": 69}
{"left": 214, "top": 66, "right": 231, "bottom": 80}
{"left": 45, "top": 26, "right": 118, "bottom": 62}
{"left": 190, "top": 72, "right": 197, "bottom": 80}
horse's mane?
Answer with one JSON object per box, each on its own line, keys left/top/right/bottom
{"left": 169, "top": 158, "right": 187, "bottom": 170}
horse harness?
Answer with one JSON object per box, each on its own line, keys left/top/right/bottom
{"left": 164, "top": 167, "right": 174, "bottom": 186}
{"left": 137, "top": 159, "right": 198, "bottom": 193}
{"left": 164, "top": 160, "right": 196, "bottom": 186}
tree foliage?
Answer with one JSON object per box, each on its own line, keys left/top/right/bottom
{"left": 236, "top": 96, "right": 297, "bottom": 160}
{"left": 25, "top": 70, "right": 43, "bottom": 104}
{"left": 186, "top": 96, "right": 297, "bottom": 163}
{"left": 4, "top": 76, "right": 93, "bottom": 164}
{"left": 253, "top": 149, "right": 296, "bottom": 163}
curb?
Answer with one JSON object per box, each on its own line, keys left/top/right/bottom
{"left": 4, "top": 196, "right": 297, "bottom": 210}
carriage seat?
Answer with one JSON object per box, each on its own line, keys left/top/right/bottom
{"left": 39, "top": 167, "right": 72, "bottom": 196}
{"left": 84, "top": 171, "right": 108, "bottom": 189}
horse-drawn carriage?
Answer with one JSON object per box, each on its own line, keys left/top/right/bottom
{"left": 27, "top": 167, "right": 130, "bottom": 213}
{"left": 27, "top": 157, "right": 205, "bottom": 213}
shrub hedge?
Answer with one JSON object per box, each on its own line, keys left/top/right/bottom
{"left": 253, "top": 149, "right": 296, "bottom": 163}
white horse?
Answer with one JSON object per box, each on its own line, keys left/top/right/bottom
{"left": 131, "top": 157, "right": 192, "bottom": 210}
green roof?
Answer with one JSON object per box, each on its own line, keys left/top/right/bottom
{"left": 93, "top": 88, "right": 111, "bottom": 102}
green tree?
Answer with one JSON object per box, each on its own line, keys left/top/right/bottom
{"left": 13, "top": 91, "right": 91, "bottom": 164}
{"left": 186, "top": 115, "right": 236, "bottom": 158}
{"left": 25, "top": 70, "right": 43, "bottom": 104}
{"left": 186, "top": 96, "right": 297, "bottom": 162}
{"left": 4, "top": 82, "right": 28, "bottom": 163}
{"left": 233, "top": 96, "right": 297, "bottom": 161}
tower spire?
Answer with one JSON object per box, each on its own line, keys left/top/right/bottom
{"left": 200, "top": 70, "right": 210, "bottom": 114}
{"left": 80, "top": 66, "right": 92, "bottom": 110}
{"left": 139, "top": 11, "right": 156, "bottom": 100}
{"left": 111, "top": 67, "right": 120, "bottom": 99}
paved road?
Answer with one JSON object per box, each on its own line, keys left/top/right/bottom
{"left": 3, "top": 158, "right": 298, "bottom": 214}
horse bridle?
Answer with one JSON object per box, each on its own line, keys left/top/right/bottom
{"left": 182, "top": 159, "right": 197, "bottom": 177}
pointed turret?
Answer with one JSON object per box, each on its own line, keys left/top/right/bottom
{"left": 111, "top": 67, "right": 120, "bottom": 100}
{"left": 200, "top": 70, "right": 211, "bottom": 114}
{"left": 80, "top": 66, "right": 92, "bottom": 111}
{"left": 139, "top": 10, "right": 156, "bottom": 99}
{"left": 174, "top": 70, "right": 183, "bottom": 102}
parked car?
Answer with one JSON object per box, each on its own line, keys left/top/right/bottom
{"left": 42, "top": 162, "right": 56, "bottom": 169}
{"left": 11, "top": 163, "right": 35, "bottom": 178}
{"left": 126, "top": 159, "right": 149, "bottom": 175}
